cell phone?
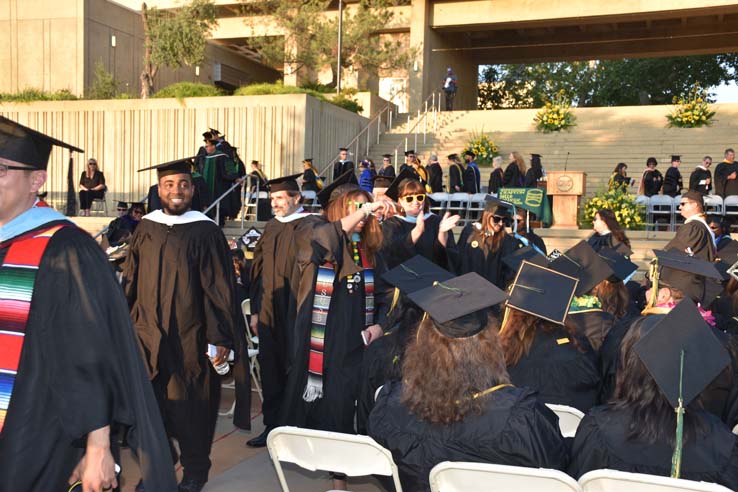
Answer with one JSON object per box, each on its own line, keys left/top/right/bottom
{"left": 361, "top": 331, "right": 369, "bottom": 346}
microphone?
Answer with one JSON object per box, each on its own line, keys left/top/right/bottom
{"left": 564, "top": 152, "right": 570, "bottom": 172}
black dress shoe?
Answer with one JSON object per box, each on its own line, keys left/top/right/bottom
{"left": 246, "top": 427, "right": 271, "bottom": 448}
{"left": 178, "top": 478, "right": 206, "bottom": 492}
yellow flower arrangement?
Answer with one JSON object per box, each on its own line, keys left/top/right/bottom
{"left": 583, "top": 187, "right": 645, "bottom": 230}
{"left": 534, "top": 90, "right": 576, "bottom": 133}
{"left": 666, "top": 83, "right": 716, "bottom": 128}
{"left": 462, "top": 130, "right": 500, "bottom": 166}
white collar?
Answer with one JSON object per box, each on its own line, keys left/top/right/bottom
{"left": 697, "top": 165, "right": 708, "bottom": 171}
{"left": 143, "top": 209, "right": 215, "bottom": 225}
{"left": 597, "top": 230, "right": 611, "bottom": 236}
{"left": 274, "top": 207, "right": 315, "bottom": 223}
{"left": 685, "top": 214, "right": 716, "bottom": 246}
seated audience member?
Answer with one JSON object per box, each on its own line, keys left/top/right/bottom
{"left": 78, "top": 157, "right": 106, "bottom": 216}
{"left": 588, "top": 208, "right": 632, "bottom": 255}
{"left": 105, "top": 202, "right": 145, "bottom": 247}
{"left": 512, "top": 207, "right": 547, "bottom": 255}
{"left": 591, "top": 248, "right": 640, "bottom": 321}
{"left": 569, "top": 301, "right": 738, "bottom": 491}
{"left": 709, "top": 215, "right": 732, "bottom": 251}
{"left": 501, "top": 262, "right": 600, "bottom": 412}
{"left": 368, "top": 273, "right": 568, "bottom": 492}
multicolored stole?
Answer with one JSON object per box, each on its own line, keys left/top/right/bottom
{"left": 303, "top": 240, "right": 374, "bottom": 402}
{"left": 0, "top": 224, "right": 65, "bottom": 434}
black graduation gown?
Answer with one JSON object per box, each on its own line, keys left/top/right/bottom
{"left": 568, "top": 406, "right": 738, "bottom": 490}
{"left": 641, "top": 169, "right": 663, "bottom": 197}
{"left": 690, "top": 167, "right": 712, "bottom": 194}
{"left": 525, "top": 167, "right": 542, "bottom": 188}
{"left": 378, "top": 165, "right": 396, "bottom": 178}
{"left": 608, "top": 173, "right": 629, "bottom": 191}
{"left": 380, "top": 214, "right": 455, "bottom": 270}
{"left": 203, "top": 153, "right": 240, "bottom": 220}
{"left": 122, "top": 216, "right": 249, "bottom": 426}
{"left": 587, "top": 233, "right": 632, "bottom": 256}
{"left": 448, "top": 163, "right": 464, "bottom": 192}
{"left": 426, "top": 162, "right": 443, "bottom": 193}
{"left": 0, "top": 224, "right": 176, "bottom": 492}
{"left": 302, "top": 168, "right": 319, "bottom": 192}
{"left": 463, "top": 166, "right": 477, "bottom": 193}
{"left": 567, "top": 309, "right": 615, "bottom": 352}
{"left": 507, "top": 327, "right": 600, "bottom": 412}
{"left": 503, "top": 162, "right": 524, "bottom": 188}
{"left": 663, "top": 166, "right": 683, "bottom": 197}
{"left": 368, "top": 381, "right": 569, "bottom": 492}
{"left": 665, "top": 219, "right": 715, "bottom": 261}
{"left": 598, "top": 312, "right": 640, "bottom": 402}
{"left": 715, "top": 161, "right": 738, "bottom": 198}
{"left": 147, "top": 184, "right": 161, "bottom": 213}
{"left": 449, "top": 225, "right": 519, "bottom": 289}
{"left": 488, "top": 168, "right": 504, "bottom": 194}
{"left": 249, "top": 213, "right": 321, "bottom": 428}
{"left": 333, "top": 160, "right": 354, "bottom": 180}
{"left": 281, "top": 220, "right": 391, "bottom": 433}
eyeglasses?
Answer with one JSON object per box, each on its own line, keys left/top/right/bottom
{"left": 492, "top": 216, "right": 506, "bottom": 223}
{"left": 679, "top": 201, "right": 690, "bottom": 207}
{"left": 402, "top": 194, "right": 425, "bottom": 204}
{"left": 0, "top": 163, "right": 34, "bottom": 177}
{"left": 117, "top": 208, "right": 128, "bottom": 212}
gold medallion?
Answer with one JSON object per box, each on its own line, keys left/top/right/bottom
{"left": 471, "top": 240, "right": 479, "bottom": 248}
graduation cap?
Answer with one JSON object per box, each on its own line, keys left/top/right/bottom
{"left": 267, "top": 173, "right": 302, "bottom": 193}
{"left": 507, "top": 261, "right": 578, "bottom": 325}
{"left": 597, "top": 247, "right": 638, "bottom": 282}
{"left": 137, "top": 156, "right": 196, "bottom": 178}
{"left": 317, "top": 169, "right": 359, "bottom": 208}
{"left": 550, "top": 240, "right": 615, "bottom": 295}
{"left": 302, "top": 158, "right": 313, "bottom": 164}
{"left": 408, "top": 272, "right": 507, "bottom": 338}
{"left": 372, "top": 175, "right": 393, "bottom": 189}
{"left": 383, "top": 255, "right": 454, "bottom": 294}
{"left": 634, "top": 299, "right": 731, "bottom": 477}
{"left": 381, "top": 154, "right": 392, "bottom": 159}
{"left": 404, "top": 149, "right": 416, "bottom": 157}
{"left": 116, "top": 201, "right": 128, "bottom": 210}
{"left": 464, "top": 150, "right": 475, "bottom": 157}
{"left": 251, "top": 160, "right": 260, "bottom": 166}
{"left": 384, "top": 167, "right": 419, "bottom": 202}
{"left": 202, "top": 131, "right": 213, "bottom": 140}
{"left": 484, "top": 195, "right": 513, "bottom": 217}
{"left": 653, "top": 249, "right": 722, "bottom": 304}
{"left": 209, "top": 128, "right": 221, "bottom": 136}
{"left": 671, "top": 154, "right": 681, "bottom": 162}
{"left": 240, "top": 226, "right": 262, "bottom": 251}
{"left": 502, "top": 246, "right": 549, "bottom": 273}
{"left": 339, "top": 147, "right": 348, "bottom": 152}
{"left": 447, "top": 153, "right": 459, "bottom": 160}
{"left": 531, "top": 153, "right": 543, "bottom": 158}
{"left": 0, "top": 116, "right": 84, "bottom": 170}
{"left": 36, "top": 191, "right": 48, "bottom": 199}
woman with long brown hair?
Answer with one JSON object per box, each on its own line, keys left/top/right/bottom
{"left": 588, "top": 208, "right": 632, "bottom": 254}
{"left": 380, "top": 172, "right": 459, "bottom": 269}
{"left": 502, "top": 151, "right": 527, "bottom": 188}
{"left": 281, "top": 173, "right": 394, "bottom": 490}
{"left": 368, "top": 274, "right": 567, "bottom": 492}
{"left": 449, "top": 199, "right": 518, "bottom": 289}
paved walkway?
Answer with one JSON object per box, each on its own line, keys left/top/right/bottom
{"left": 118, "top": 387, "right": 388, "bottom": 492}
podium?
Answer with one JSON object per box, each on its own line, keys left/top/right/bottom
{"left": 546, "top": 171, "right": 586, "bottom": 229}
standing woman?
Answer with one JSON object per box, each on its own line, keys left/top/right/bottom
{"left": 301, "top": 158, "right": 322, "bottom": 193}
{"left": 638, "top": 157, "right": 663, "bottom": 197}
{"left": 588, "top": 208, "right": 632, "bottom": 254}
{"left": 380, "top": 170, "right": 460, "bottom": 269}
{"left": 449, "top": 199, "right": 519, "bottom": 290}
{"left": 284, "top": 174, "right": 394, "bottom": 490}
{"left": 503, "top": 151, "right": 526, "bottom": 188}
{"left": 78, "top": 157, "right": 106, "bottom": 216}
{"left": 608, "top": 163, "right": 631, "bottom": 191}
{"left": 488, "top": 156, "right": 504, "bottom": 194}
{"left": 524, "top": 153, "right": 544, "bottom": 188}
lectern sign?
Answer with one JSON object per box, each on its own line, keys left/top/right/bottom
{"left": 556, "top": 175, "right": 574, "bottom": 193}
{"left": 497, "top": 188, "right": 544, "bottom": 216}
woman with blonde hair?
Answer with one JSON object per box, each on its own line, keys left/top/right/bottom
{"left": 502, "top": 151, "right": 526, "bottom": 188}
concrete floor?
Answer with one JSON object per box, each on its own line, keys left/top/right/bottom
{"left": 118, "top": 385, "right": 388, "bottom": 492}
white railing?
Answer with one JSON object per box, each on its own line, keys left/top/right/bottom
{"left": 388, "top": 91, "right": 442, "bottom": 169}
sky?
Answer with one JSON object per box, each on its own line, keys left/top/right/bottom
{"left": 712, "top": 82, "right": 738, "bottom": 103}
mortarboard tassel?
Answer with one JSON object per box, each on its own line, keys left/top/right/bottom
{"left": 671, "top": 349, "right": 686, "bottom": 479}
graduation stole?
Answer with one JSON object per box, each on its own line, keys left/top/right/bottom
{"left": 568, "top": 295, "right": 603, "bottom": 314}
{"left": 304, "top": 237, "right": 374, "bottom": 402}
{"left": 448, "top": 163, "right": 464, "bottom": 190}
{"left": 0, "top": 224, "right": 66, "bottom": 434}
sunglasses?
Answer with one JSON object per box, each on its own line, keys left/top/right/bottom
{"left": 492, "top": 216, "right": 506, "bottom": 223}
{"left": 351, "top": 201, "right": 367, "bottom": 209}
{"left": 402, "top": 194, "right": 426, "bottom": 204}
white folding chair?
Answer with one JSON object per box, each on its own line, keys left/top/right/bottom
{"left": 429, "top": 192, "right": 449, "bottom": 215}
{"left": 430, "top": 462, "right": 581, "bottom": 492}
{"left": 267, "top": 426, "right": 403, "bottom": 492}
{"left": 301, "top": 190, "right": 318, "bottom": 212}
{"left": 634, "top": 195, "right": 650, "bottom": 208}
{"left": 579, "top": 469, "right": 732, "bottom": 492}
{"left": 465, "top": 193, "right": 488, "bottom": 224}
{"left": 241, "top": 299, "right": 263, "bottom": 402}
{"left": 647, "top": 195, "right": 675, "bottom": 231}
{"left": 446, "top": 192, "right": 470, "bottom": 225}
{"left": 703, "top": 194, "right": 724, "bottom": 216}
{"left": 545, "top": 403, "right": 585, "bottom": 438}
{"left": 724, "top": 196, "right": 738, "bottom": 231}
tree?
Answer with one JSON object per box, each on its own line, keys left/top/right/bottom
{"left": 89, "top": 61, "right": 120, "bottom": 99}
{"left": 246, "top": 0, "right": 413, "bottom": 88}
{"left": 140, "top": 0, "right": 217, "bottom": 98}
{"left": 478, "top": 54, "right": 738, "bottom": 109}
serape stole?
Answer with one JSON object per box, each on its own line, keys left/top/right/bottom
{"left": 0, "top": 224, "right": 65, "bottom": 434}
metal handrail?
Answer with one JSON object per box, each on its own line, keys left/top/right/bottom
{"left": 318, "top": 102, "right": 396, "bottom": 183}
{"left": 388, "top": 91, "right": 442, "bottom": 170}
{"left": 203, "top": 176, "right": 249, "bottom": 226}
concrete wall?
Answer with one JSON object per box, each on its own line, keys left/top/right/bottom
{"left": 0, "top": 94, "right": 367, "bottom": 209}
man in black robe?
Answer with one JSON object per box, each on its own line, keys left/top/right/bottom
{"left": 639, "top": 157, "right": 663, "bottom": 197}
{"left": 246, "top": 174, "right": 320, "bottom": 448}
{"left": 202, "top": 139, "right": 240, "bottom": 224}
{"left": 689, "top": 155, "right": 713, "bottom": 194}
{"left": 123, "top": 159, "right": 246, "bottom": 492}
{"left": 377, "top": 154, "right": 396, "bottom": 178}
{"left": 714, "top": 148, "right": 738, "bottom": 198}
{"left": 332, "top": 147, "right": 354, "bottom": 181}
{"left": 447, "top": 153, "right": 464, "bottom": 192}
{"left": 0, "top": 117, "right": 176, "bottom": 492}
{"left": 426, "top": 153, "right": 443, "bottom": 193}
{"left": 666, "top": 191, "right": 716, "bottom": 262}
{"left": 662, "top": 154, "right": 683, "bottom": 197}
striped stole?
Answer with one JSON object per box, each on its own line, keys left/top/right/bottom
{"left": 0, "top": 225, "right": 64, "bottom": 434}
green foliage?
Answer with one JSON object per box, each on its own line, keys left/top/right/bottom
{"left": 666, "top": 83, "right": 716, "bottom": 128}
{"left": 235, "top": 82, "right": 363, "bottom": 113}
{"left": 479, "top": 54, "right": 738, "bottom": 108}
{"left": 152, "top": 82, "right": 224, "bottom": 99}
{"left": 246, "top": 0, "right": 414, "bottom": 87}
{"left": 583, "top": 188, "right": 645, "bottom": 230}
{"left": 300, "top": 82, "right": 335, "bottom": 93}
{"left": 89, "top": 61, "right": 120, "bottom": 99}
{"left": 331, "top": 94, "right": 363, "bottom": 113}
{"left": 146, "top": 0, "right": 217, "bottom": 70}
{"left": 462, "top": 130, "right": 500, "bottom": 166}
{"left": 534, "top": 90, "right": 576, "bottom": 132}
{"left": 0, "top": 89, "right": 78, "bottom": 102}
